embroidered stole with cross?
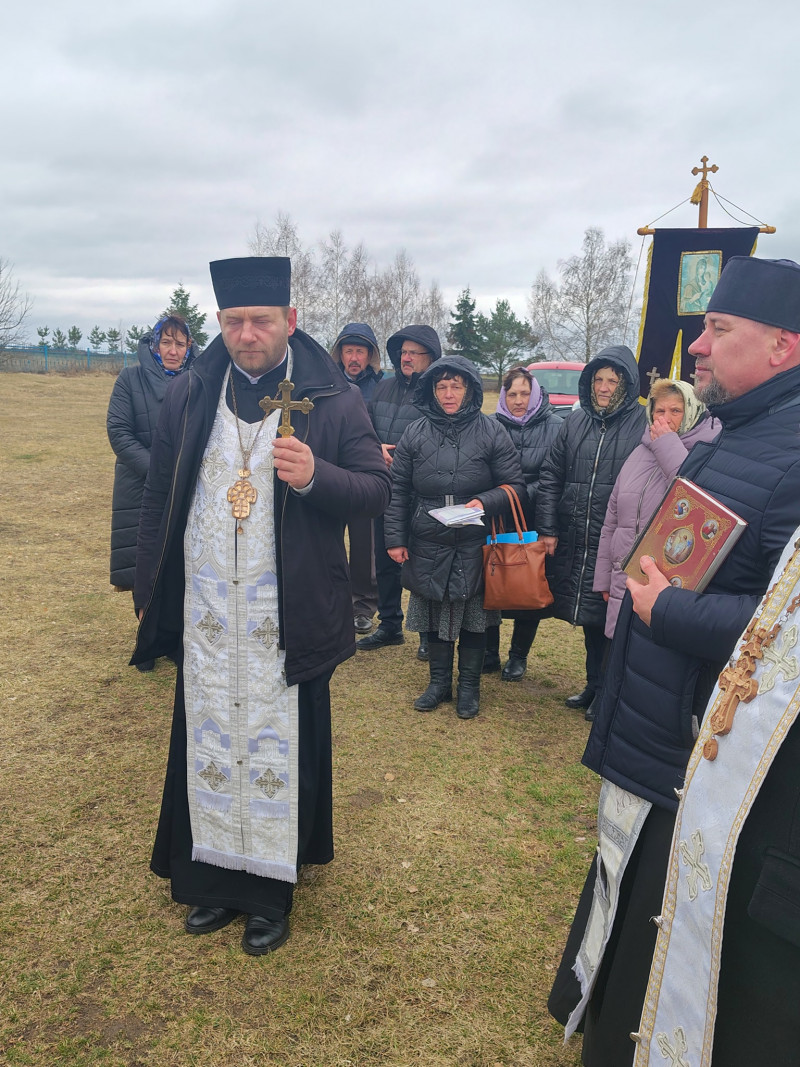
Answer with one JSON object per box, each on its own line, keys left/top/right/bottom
{"left": 182, "top": 366, "right": 299, "bottom": 883}
{"left": 633, "top": 532, "right": 800, "bottom": 1066}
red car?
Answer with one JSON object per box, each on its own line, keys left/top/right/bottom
{"left": 526, "top": 360, "right": 584, "bottom": 416}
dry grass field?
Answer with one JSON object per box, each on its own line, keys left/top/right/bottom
{"left": 0, "top": 372, "right": 596, "bottom": 1067}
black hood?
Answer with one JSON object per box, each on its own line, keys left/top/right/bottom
{"left": 413, "top": 354, "right": 484, "bottom": 427}
{"left": 578, "top": 344, "right": 641, "bottom": 419}
{"left": 386, "top": 325, "right": 442, "bottom": 372}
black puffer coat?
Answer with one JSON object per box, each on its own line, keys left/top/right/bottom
{"left": 494, "top": 388, "right": 563, "bottom": 524}
{"left": 383, "top": 356, "right": 524, "bottom": 603}
{"left": 536, "top": 345, "right": 646, "bottom": 628}
{"left": 106, "top": 333, "right": 197, "bottom": 588}
{"left": 369, "top": 325, "right": 442, "bottom": 446}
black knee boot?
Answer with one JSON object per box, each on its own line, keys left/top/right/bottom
{"left": 414, "top": 640, "right": 454, "bottom": 711}
{"left": 501, "top": 618, "right": 539, "bottom": 682}
{"left": 457, "top": 645, "right": 484, "bottom": 719}
{"left": 482, "top": 624, "right": 501, "bottom": 673}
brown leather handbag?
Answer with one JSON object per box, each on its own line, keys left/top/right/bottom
{"left": 482, "top": 484, "right": 554, "bottom": 611}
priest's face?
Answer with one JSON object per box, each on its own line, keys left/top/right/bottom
{"left": 218, "top": 306, "right": 298, "bottom": 376}
{"left": 689, "top": 312, "right": 784, "bottom": 403}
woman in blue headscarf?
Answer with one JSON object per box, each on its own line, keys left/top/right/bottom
{"left": 107, "top": 313, "right": 197, "bottom": 668}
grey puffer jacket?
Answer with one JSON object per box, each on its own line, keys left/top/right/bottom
{"left": 106, "top": 333, "right": 197, "bottom": 588}
{"left": 383, "top": 356, "right": 524, "bottom": 603}
{"left": 536, "top": 345, "right": 647, "bottom": 628}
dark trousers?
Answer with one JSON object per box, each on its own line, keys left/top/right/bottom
{"left": 374, "top": 515, "right": 403, "bottom": 631}
{"left": 583, "top": 625, "right": 608, "bottom": 692}
{"left": 347, "top": 516, "right": 377, "bottom": 617}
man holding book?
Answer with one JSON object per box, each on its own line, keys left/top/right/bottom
{"left": 548, "top": 256, "right": 800, "bottom": 1067}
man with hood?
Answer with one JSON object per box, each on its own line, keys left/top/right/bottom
{"left": 132, "top": 257, "right": 390, "bottom": 956}
{"left": 330, "top": 323, "right": 384, "bottom": 633}
{"left": 357, "top": 325, "right": 442, "bottom": 654}
{"left": 548, "top": 257, "right": 800, "bottom": 1067}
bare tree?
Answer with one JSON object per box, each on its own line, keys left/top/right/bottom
{"left": 0, "top": 258, "right": 32, "bottom": 352}
{"left": 245, "top": 213, "right": 452, "bottom": 360}
{"left": 249, "top": 212, "right": 319, "bottom": 334}
{"left": 528, "top": 227, "right": 634, "bottom": 362}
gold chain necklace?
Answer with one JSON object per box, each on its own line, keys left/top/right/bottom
{"left": 226, "top": 367, "right": 275, "bottom": 533}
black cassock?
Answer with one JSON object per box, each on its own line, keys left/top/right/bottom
{"left": 150, "top": 663, "right": 334, "bottom": 920}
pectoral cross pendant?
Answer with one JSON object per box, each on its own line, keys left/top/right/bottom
{"left": 227, "top": 471, "right": 258, "bottom": 534}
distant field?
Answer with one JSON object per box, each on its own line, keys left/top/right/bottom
{"left": 0, "top": 372, "right": 594, "bottom": 1067}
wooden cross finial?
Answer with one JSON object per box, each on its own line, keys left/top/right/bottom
{"left": 691, "top": 155, "right": 718, "bottom": 183}
{"left": 259, "top": 379, "right": 315, "bottom": 437}
{"left": 690, "top": 156, "right": 719, "bottom": 228}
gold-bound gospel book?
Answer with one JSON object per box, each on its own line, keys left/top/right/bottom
{"left": 622, "top": 477, "right": 747, "bottom": 592}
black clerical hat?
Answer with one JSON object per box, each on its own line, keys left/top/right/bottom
{"left": 210, "top": 257, "right": 291, "bottom": 309}
{"left": 707, "top": 257, "right": 800, "bottom": 332}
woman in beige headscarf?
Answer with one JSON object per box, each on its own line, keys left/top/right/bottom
{"left": 593, "top": 378, "right": 720, "bottom": 642}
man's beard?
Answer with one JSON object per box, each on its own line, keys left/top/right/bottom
{"left": 695, "top": 377, "right": 735, "bottom": 406}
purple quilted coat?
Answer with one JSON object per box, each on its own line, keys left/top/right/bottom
{"left": 593, "top": 414, "right": 720, "bottom": 638}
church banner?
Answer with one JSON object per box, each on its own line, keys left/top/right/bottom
{"left": 635, "top": 227, "right": 759, "bottom": 398}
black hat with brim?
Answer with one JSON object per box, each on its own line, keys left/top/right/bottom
{"left": 707, "top": 257, "right": 800, "bottom": 332}
{"left": 210, "top": 257, "right": 291, "bottom": 309}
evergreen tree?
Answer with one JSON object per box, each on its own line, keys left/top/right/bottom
{"left": 67, "top": 326, "right": 82, "bottom": 350}
{"left": 106, "top": 327, "right": 121, "bottom": 352}
{"left": 88, "top": 326, "right": 107, "bottom": 350}
{"left": 125, "top": 325, "right": 146, "bottom": 353}
{"left": 475, "top": 300, "right": 538, "bottom": 389}
{"left": 165, "top": 284, "right": 208, "bottom": 348}
{"left": 446, "top": 288, "right": 482, "bottom": 361}
{"left": 51, "top": 328, "right": 68, "bottom": 349}
{"left": 36, "top": 326, "right": 50, "bottom": 347}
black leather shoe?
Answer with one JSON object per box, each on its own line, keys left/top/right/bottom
{"left": 353, "top": 614, "right": 373, "bottom": 633}
{"left": 136, "top": 659, "right": 155, "bottom": 673}
{"left": 565, "top": 687, "right": 595, "bottom": 710}
{"left": 482, "top": 651, "right": 501, "bottom": 674}
{"left": 417, "top": 634, "right": 429, "bottom": 661}
{"left": 184, "top": 906, "right": 239, "bottom": 934}
{"left": 501, "top": 654, "right": 527, "bottom": 681}
{"left": 584, "top": 697, "right": 597, "bottom": 722}
{"left": 242, "top": 915, "right": 291, "bottom": 955}
{"left": 356, "top": 626, "right": 404, "bottom": 650}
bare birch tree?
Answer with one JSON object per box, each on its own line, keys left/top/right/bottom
{"left": 528, "top": 227, "right": 634, "bottom": 362}
{"left": 0, "top": 258, "right": 32, "bottom": 353}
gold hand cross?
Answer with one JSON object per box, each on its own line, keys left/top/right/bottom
{"left": 259, "top": 379, "right": 314, "bottom": 437}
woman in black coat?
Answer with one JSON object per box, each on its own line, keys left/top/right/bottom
{"left": 536, "top": 345, "right": 646, "bottom": 712}
{"left": 483, "top": 365, "right": 563, "bottom": 681}
{"left": 383, "top": 356, "right": 524, "bottom": 719}
{"left": 107, "top": 313, "right": 196, "bottom": 669}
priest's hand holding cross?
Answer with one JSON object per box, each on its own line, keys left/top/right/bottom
{"left": 273, "top": 436, "right": 315, "bottom": 489}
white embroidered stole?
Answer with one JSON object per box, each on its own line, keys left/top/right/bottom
{"left": 634, "top": 532, "right": 800, "bottom": 1066}
{"left": 566, "top": 780, "right": 652, "bottom": 1039}
{"left": 182, "top": 364, "right": 299, "bottom": 883}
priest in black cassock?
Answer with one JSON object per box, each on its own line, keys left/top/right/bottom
{"left": 133, "top": 257, "right": 391, "bottom": 954}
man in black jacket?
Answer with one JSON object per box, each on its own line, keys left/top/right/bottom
{"left": 357, "top": 324, "right": 441, "bottom": 653}
{"left": 133, "top": 257, "right": 390, "bottom": 956}
{"left": 549, "top": 256, "right": 800, "bottom": 1066}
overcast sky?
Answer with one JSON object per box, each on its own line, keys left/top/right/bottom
{"left": 4, "top": 0, "right": 797, "bottom": 343}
